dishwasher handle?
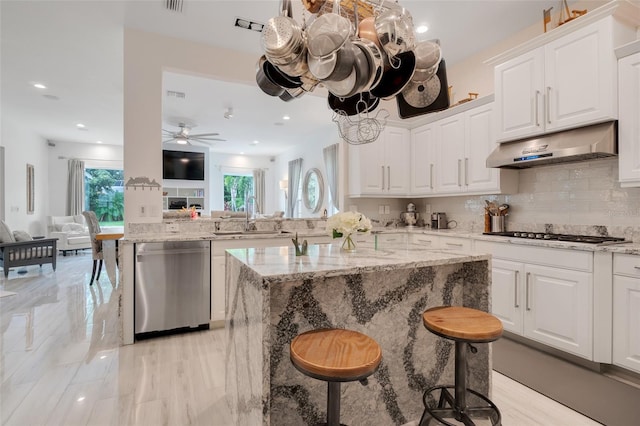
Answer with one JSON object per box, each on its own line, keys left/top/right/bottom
{"left": 136, "top": 248, "right": 209, "bottom": 260}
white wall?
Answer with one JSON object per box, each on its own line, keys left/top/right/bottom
{"left": 0, "top": 113, "right": 49, "bottom": 235}
{"left": 47, "top": 140, "right": 123, "bottom": 216}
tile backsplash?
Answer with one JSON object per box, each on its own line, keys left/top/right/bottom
{"left": 352, "top": 158, "right": 640, "bottom": 242}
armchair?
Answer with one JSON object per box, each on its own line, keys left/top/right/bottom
{"left": 47, "top": 215, "right": 91, "bottom": 255}
{"left": 0, "top": 220, "right": 57, "bottom": 278}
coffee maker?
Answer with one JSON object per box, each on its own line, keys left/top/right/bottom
{"left": 401, "top": 203, "right": 418, "bottom": 227}
{"left": 431, "top": 212, "right": 448, "bottom": 229}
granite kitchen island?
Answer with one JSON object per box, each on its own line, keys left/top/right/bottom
{"left": 225, "top": 242, "right": 492, "bottom": 425}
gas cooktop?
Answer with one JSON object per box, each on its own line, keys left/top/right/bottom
{"left": 484, "top": 231, "right": 626, "bottom": 244}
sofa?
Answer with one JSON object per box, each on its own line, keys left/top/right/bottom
{"left": 0, "top": 220, "right": 57, "bottom": 277}
{"left": 47, "top": 215, "right": 91, "bottom": 255}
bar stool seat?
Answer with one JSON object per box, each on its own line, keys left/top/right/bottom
{"left": 290, "top": 328, "right": 382, "bottom": 425}
{"left": 420, "top": 306, "right": 503, "bottom": 426}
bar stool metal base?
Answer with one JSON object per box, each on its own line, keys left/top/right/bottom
{"left": 419, "top": 385, "right": 501, "bottom": 426}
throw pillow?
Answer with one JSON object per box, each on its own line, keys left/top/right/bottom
{"left": 61, "top": 223, "right": 85, "bottom": 233}
{"left": 0, "top": 220, "right": 16, "bottom": 243}
{"left": 13, "top": 230, "right": 33, "bottom": 242}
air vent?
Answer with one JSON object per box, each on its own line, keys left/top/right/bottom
{"left": 165, "top": 0, "right": 184, "bottom": 13}
{"left": 234, "top": 17, "right": 264, "bottom": 32}
{"left": 166, "top": 90, "right": 186, "bottom": 99}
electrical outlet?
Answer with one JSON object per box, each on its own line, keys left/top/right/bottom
{"left": 166, "top": 223, "right": 179, "bottom": 232}
{"left": 378, "top": 205, "right": 385, "bottom": 214}
{"left": 384, "top": 205, "right": 390, "bottom": 214}
{"left": 139, "top": 205, "right": 146, "bottom": 217}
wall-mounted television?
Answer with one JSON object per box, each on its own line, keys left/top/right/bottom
{"left": 162, "top": 150, "right": 205, "bottom": 181}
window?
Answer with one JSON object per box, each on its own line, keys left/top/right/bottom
{"left": 223, "top": 173, "right": 253, "bottom": 211}
{"left": 84, "top": 168, "right": 124, "bottom": 226}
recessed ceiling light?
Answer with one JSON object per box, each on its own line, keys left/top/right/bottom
{"left": 33, "top": 83, "right": 46, "bottom": 89}
{"left": 252, "top": 140, "right": 259, "bottom": 145}
{"left": 283, "top": 115, "right": 290, "bottom": 120}
{"left": 76, "top": 123, "right": 86, "bottom": 128}
{"left": 416, "top": 25, "right": 429, "bottom": 34}
{"left": 77, "top": 396, "right": 85, "bottom": 402}
{"left": 240, "top": 151, "right": 245, "bottom": 155}
{"left": 96, "top": 140, "right": 103, "bottom": 144}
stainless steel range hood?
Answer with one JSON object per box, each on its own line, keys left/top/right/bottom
{"left": 486, "top": 121, "right": 617, "bottom": 169}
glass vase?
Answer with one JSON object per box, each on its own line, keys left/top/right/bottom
{"left": 341, "top": 234, "right": 356, "bottom": 252}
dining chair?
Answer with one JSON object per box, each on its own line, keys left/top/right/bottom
{"left": 82, "top": 211, "right": 103, "bottom": 285}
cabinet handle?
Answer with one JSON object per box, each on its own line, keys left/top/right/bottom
{"left": 430, "top": 164, "right": 434, "bottom": 189}
{"left": 387, "top": 166, "right": 391, "bottom": 190}
{"left": 634, "top": 266, "right": 640, "bottom": 270}
{"left": 446, "top": 242, "right": 463, "bottom": 247}
{"left": 546, "top": 86, "right": 551, "bottom": 124}
{"left": 457, "top": 159, "right": 462, "bottom": 186}
{"left": 514, "top": 270, "right": 519, "bottom": 308}
{"left": 535, "top": 90, "right": 540, "bottom": 126}
{"left": 464, "top": 158, "right": 469, "bottom": 186}
{"left": 381, "top": 166, "right": 385, "bottom": 190}
{"left": 525, "top": 272, "right": 531, "bottom": 311}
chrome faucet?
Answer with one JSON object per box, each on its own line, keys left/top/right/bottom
{"left": 245, "top": 195, "right": 260, "bottom": 231}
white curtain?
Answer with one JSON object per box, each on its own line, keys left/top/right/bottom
{"left": 67, "top": 159, "right": 85, "bottom": 216}
{"left": 323, "top": 143, "right": 339, "bottom": 212}
{"left": 287, "top": 158, "right": 303, "bottom": 218}
{"left": 252, "top": 168, "right": 265, "bottom": 214}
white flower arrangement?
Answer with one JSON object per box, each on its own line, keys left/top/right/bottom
{"left": 326, "top": 211, "right": 372, "bottom": 238}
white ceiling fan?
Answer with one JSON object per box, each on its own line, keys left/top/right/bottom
{"left": 162, "top": 122, "right": 226, "bottom": 145}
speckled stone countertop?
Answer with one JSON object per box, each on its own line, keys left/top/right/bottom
{"left": 226, "top": 242, "right": 490, "bottom": 283}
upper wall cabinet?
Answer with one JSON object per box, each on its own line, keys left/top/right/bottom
{"left": 494, "top": 16, "right": 637, "bottom": 143}
{"left": 411, "top": 101, "right": 518, "bottom": 198}
{"left": 618, "top": 50, "right": 640, "bottom": 187}
{"left": 348, "top": 126, "right": 410, "bottom": 197}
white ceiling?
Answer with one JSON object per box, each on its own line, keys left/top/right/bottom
{"left": 2, "top": 0, "right": 579, "bottom": 156}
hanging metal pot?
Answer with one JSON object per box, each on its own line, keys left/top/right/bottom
{"left": 256, "top": 55, "right": 286, "bottom": 97}
{"left": 374, "top": 7, "right": 416, "bottom": 58}
{"left": 370, "top": 50, "right": 416, "bottom": 100}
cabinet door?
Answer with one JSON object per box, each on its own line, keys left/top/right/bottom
{"left": 464, "top": 103, "right": 499, "bottom": 192}
{"left": 410, "top": 124, "right": 436, "bottom": 195}
{"left": 494, "top": 48, "right": 545, "bottom": 142}
{"left": 618, "top": 52, "right": 640, "bottom": 187}
{"left": 384, "top": 127, "right": 410, "bottom": 194}
{"left": 435, "top": 115, "right": 465, "bottom": 193}
{"left": 545, "top": 19, "right": 616, "bottom": 132}
{"left": 349, "top": 140, "right": 384, "bottom": 195}
{"left": 523, "top": 264, "right": 593, "bottom": 359}
{"left": 492, "top": 259, "right": 525, "bottom": 335}
{"left": 613, "top": 275, "right": 640, "bottom": 373}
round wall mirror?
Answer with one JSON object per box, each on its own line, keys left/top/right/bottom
{"left": 302, "top": 168, "right": 324, "bottom": 213}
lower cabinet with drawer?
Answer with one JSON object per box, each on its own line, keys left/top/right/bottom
{"left": 613, "top": 253, "right": 640, "bottom": 373}
{"left": 476, "top": 241, "right": 594, "bottom": 360}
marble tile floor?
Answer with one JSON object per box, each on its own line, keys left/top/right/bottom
{"left": 1, "top": 253, "right": 601, "bottom": 425}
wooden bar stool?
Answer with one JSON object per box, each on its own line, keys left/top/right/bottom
{"left": 420, "top": 306, "right": 503, "bottom": 426}
{"left": 290, "top": 328, "right": 382, "bottom": 426}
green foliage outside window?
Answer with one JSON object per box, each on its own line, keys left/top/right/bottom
{"left": 223, "top": 175, "right": 253, "bottom": 211}
{"left": 85, "top": 169, "right": 124, "bottom": 224}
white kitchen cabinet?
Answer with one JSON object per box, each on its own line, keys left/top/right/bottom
{"left": 348, "top": 126, "right": 410, "bottom": 197}
{"left": 612, "top": 253, "right": 640, "bottom": 373}
{"left": 434, "top": 102, "right": 517, "bottom": 195}
{"left": 410, "top": 124, "right": 436, "bottom": 195}
{"left": 440, "top": 236, "right": 472, "bottom": 251}
{"left": 618, "top": 51, "right": 640, "bottom": 187}
{"left": 523, "top": 264, "right": 593, "bottom": 359}
{"left": 494, "top": 17, "right": 630, "bottom": 142}
{"left": 475, "top": 240, "right": 594, "bottom": 360}
{"left": 410, "top": 233, "right": 439, "bottom": 248}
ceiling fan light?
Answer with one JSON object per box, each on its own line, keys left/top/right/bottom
{"left": 176, "top": 136, "right": 188, "bottom": 144}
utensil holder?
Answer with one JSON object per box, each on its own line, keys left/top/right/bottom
{"left": 491, "top": 216, "right": 505, "bottom": 233}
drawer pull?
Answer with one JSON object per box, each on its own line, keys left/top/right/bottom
{"left": 634, "top": 266, "right": 640, "bottom": 270}
{"left": 514, "top": 270, "right": 519, "bottom": 308}
{"left": 446, "top": 242, "right": 463, "bottom": 247}
{"left": 525, "top": 272, "right": 531, "bottom": 311}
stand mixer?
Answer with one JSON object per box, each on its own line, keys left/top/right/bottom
{"left": 401, "top": 203, "right": 419, "bottom": 227}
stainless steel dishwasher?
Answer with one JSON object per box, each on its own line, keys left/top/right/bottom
{"left": 134, "top": 240, "right": 210, "bottom": 337}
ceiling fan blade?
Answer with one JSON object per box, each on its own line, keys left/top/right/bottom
{"left": 163, "top": 138, "right": 177, "bottom": 143}
{"left": 189, "top": 132, "right": 220, "bottom": 137}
